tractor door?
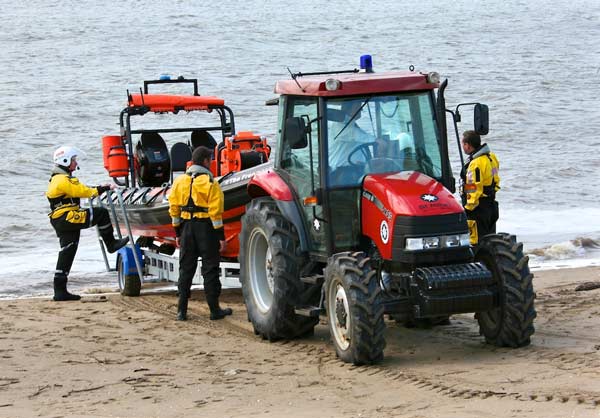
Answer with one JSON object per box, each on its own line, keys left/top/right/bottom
{"left": 321, "top": 97, "right": 371, "bottom": 253}
{"left": 276, "top": 96, "right": 326, "bottom": 253}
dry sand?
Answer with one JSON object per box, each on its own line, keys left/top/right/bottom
{"left": 1, "top": 266, "right": 600, "bottom": 418}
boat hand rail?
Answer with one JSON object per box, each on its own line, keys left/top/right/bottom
{"left": 146, "top": 185, "right": 170, "bottom": 205}
{"left": 128, "top": 188, "right": 153, "bottom": 205}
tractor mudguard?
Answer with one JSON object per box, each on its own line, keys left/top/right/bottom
{"left": 274, "top": 200, "right": 310, "bottom": 252}
{"left": 247, "top": 171, "right": 293, "bottom": 201}
{"left": 247, "top": 171, "right": 310, "bottom": 252}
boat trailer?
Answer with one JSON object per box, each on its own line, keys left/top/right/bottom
{"left": 92, "top": 189, "right": 241, "bottom": 296}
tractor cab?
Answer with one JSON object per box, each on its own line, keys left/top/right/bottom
{"left": 272, "top": 63, "right": 454, "bottom": 258}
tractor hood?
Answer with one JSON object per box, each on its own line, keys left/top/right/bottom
{"left": 362, "top": 171, "right": 463, "bottom": 218}
{"left": 361, "top": 172, "right": 466, "bottom": 260}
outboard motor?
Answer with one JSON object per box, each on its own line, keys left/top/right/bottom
{"left": 135, "top": 132, "right": 170, "bottom": 186}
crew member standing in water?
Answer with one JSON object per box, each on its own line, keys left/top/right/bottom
{"left": 460, "top": 130, "right": 500, "bottom": 245}
{"left": 46, "top": 146, "right": 129, "bottom": 301}
{"left": 168, "top": 146, "right": 232, "bottom": 321}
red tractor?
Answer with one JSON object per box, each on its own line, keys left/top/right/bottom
{"left": 239, "top": 56, "right": 536, "bottom": 364}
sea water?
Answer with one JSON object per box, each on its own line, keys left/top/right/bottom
{"left": 0, "top": 0, "right": 599, "bottom": 298}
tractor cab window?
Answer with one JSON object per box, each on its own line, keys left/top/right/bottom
{"left": 325, "top": 93, "right": 442, "bottom": 187}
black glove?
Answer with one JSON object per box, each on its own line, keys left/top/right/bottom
{"left": 174, "top": 225, "right": 182, "bottom": 238}
{"left": 96, "top": 185, "right": 111, "bottom": 195}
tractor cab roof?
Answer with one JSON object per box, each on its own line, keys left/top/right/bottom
{"left": 274, "top": 70, "right": 440, "bottom": 97}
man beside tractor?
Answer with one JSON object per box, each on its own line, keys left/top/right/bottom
{"left": 460, "top": 130, "right": 501, "bottom": 245}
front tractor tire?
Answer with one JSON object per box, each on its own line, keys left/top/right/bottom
{"left": 475, "top": 233, "right": 536, "bottom": 347}
{"left": 324, "top": 252, "right": 386, "bottom": 365}
{"left": 239, "top": 198, "right": 318, "bottom": 340}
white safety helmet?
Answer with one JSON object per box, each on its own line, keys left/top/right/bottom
{"left": 53, "top": 146, "right": 86, "bottom": 166}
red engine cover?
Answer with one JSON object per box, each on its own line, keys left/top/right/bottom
{"left": 361, "top": 172, "right": 464, "bottom": 260}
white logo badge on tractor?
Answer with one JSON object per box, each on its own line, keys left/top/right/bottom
{"left": 421, "top": 194, "right": 438, "bottom": 202}
{"left": 380, "top": 220, "right": 389, "bottom": 244}
{"left": 313, "top": 218, "right": 321, "bottom": 232}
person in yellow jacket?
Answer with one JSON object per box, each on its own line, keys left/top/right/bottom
{"left": 460, "top": 131, "right": 500, "bottom": 245}
{"left": 168, "top": 146, "right": 232, "bottom": 321}
{"left": 47, "top": 146, "right": 129, "bottom": 301}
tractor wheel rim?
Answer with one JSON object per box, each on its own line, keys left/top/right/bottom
{"left": 329, "top": 280, "right": 351, "bottom": 350}
{"left": 265, "top": 247, "right": 274, "bottom": 293}
{"left": 248, "top": 227, "right": 273, "bottom": 313}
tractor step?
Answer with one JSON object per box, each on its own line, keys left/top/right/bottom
{"left": 294, "top": 305, "right": 323, "bottom": 317}
{"left": 300, "top": 274, "right": 324, "bottom": 285}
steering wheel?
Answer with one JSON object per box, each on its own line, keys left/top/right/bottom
{"left": 347, "top": 142, "right": 376, "bottom": 167}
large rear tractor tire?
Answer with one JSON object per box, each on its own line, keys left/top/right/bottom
{"left": 324, "top": 252, "right": 386, "bottom": 365}
{"left": 475, "top": 233, "right": 536, "bottom": 347}
{"left": 239, "top": 198, "right": 318, "bottom": 340}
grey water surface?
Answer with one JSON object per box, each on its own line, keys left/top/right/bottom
{"left": 0, "top": 0, "right": 598, "bottom": 298}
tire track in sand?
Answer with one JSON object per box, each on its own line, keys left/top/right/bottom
{"left": 110, "top": 293, "right": 600, "bottom": 407}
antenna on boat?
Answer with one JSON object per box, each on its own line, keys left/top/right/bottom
{"left": 287, "top": 67, "right": 306, "bottom": 93}
{"left": 139, "top": 87, "right": 145, "bottom": 106}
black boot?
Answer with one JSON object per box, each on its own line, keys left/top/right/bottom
{"left": 177, "top": 296, "right": 188, "bottom": 321}
{"left": 104, "top": 236, "right": 129, "bottom": 254}
{"left": 53, "top": 276, "right": 81, "bottom": 301}
{"left": 207, "top": 298, "right": 232, "bottom": 321}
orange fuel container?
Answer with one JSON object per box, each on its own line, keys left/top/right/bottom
{"left": 108, "top": 146, "right": 129, "bottom": 178}
{"left": 102, "top": 135, "right": 123, "bottom": 170}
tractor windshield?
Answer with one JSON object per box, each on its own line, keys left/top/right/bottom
{"left": 326, "top": 93, "right": 442, "bottom": 187}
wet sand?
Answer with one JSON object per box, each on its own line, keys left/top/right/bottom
{"left": 1, "top": 266, "right": 599, "bottom": 418}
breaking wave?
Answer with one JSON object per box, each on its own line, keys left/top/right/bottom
{"left": 528, "top": 237, "right": 600, "bottom": 261}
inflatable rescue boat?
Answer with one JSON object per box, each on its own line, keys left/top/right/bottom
{"left": 96, "top": 77, "right": 272, "bottom": 258}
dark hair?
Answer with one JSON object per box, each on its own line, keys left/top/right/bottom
{"left": 462, "top": 130, "right": 481, "bottom": 149}
{"left": 192, "top": 146, "right": 212, "bottom": 165}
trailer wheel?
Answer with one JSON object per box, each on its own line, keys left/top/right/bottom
{"left": 239, "top": 198, "right": 318, "bottom": 340}
{"left": 475, "top": 234, "right": 536, "bottom": 347}
{"left": 117, "top": 254, "right": 141, "bottom": 297}
{"left": 324, "top": 252, "right": 386, "bottom": 365}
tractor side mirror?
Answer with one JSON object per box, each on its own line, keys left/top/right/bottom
{"left": 474, "top": 103, "right": 489, "bottom": 135}
{"left": 285, "top": 117, "right": 308, "bottom": 149}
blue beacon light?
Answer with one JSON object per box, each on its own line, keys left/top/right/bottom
{"left": 159, "top": 74, "right": 171, "bottom": 80}
{"left": 360, "top": 55, "right": 373, "bottom": 73}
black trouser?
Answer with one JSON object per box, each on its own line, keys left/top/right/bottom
{"left": 466, "top": 199, "right": 499, "bottom": 241}
{"left": 178, "top": 219, "right": 221, "bottom": 306}
{"left": 50, "top": 207, "right": 114, "bottom": 279}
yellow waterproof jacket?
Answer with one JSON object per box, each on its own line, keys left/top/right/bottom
{"left": 46, "top": 170, "right": 99, "bottom": 219}
{"left": 463, "top": 145, "right": 500, "bottom": 211}
{"left": 168, "top": 165, "right": 224, "bottom": 232}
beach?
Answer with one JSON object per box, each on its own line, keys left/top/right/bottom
{"left": 1, "top": 266, "right": 599, "bottom": 418}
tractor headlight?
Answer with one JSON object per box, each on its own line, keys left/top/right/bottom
{"left": 325, "top": 78, "right": 341, "bottom": 91}
{"left": 406, "top": 237, "right": 438, "bottom": 250}
{"left": 426, "top": 72, "right": 440, "bottom": 84}
{"left": 405, "top": 233, "right": 470, "bottom": 251}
